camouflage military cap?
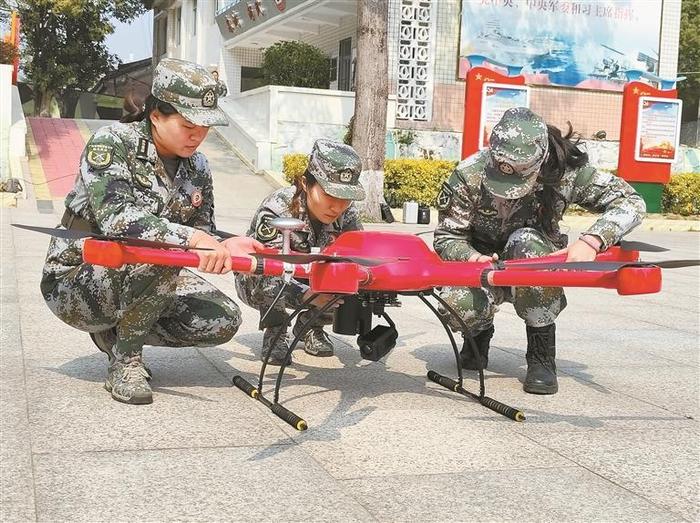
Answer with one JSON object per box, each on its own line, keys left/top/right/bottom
{"left": 152, "top": 58, "right": 228, "bottom": 127}
{"left": 307, "top": 139, "right": 365, "bottom": 201}
{"left": 484, "top": 107, "right": 549, "bottom": 199}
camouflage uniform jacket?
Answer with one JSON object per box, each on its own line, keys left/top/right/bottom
{"left": 44, "top": 119, "right": 219, "bottom": 275}
{"left": 434, "top": 150, "right": 646, "bottom": 260}
{"left": 245, "top": 185, "right": 362, "bottom": 297}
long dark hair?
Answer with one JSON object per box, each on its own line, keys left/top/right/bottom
{"left": 537, "top": 122, "right": 589, "bottom": 238}
{"left": 289, "top": 170, "right": 318, "bottom": 218}
{"left": 120, "top": 94, "right": 178, "bottom": 123}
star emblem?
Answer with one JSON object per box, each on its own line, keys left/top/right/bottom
{"left": 499, "top": 162, "right": 514, "bottom": 175}
{"left": 202, "top": 89, "right": 216, "bottom": 108}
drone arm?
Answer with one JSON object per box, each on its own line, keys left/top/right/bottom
{"left": 82, "top": 239, "right": 313, "bottom": 279}
{"left": 486, "top": 266, "right": 662, "bottom": 295}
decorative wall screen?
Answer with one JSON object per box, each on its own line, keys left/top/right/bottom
{"left": 396, "top": 0, "right": 436, "bottom": 121}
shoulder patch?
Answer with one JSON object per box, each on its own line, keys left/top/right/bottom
{"left": 436, "top": 182, "right": 454, "bottom": 211}
{"left": 255, "top": 218, "right": 278, "bottom": 242}
{"left": 86, "top": 144, "right": 113, "bottom": 169}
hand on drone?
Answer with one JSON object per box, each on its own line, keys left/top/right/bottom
{"left": 468, "top": 252, "right": 499, "bottom": 263}
{"left": 552, "top": 235, "right": 602, "bottom": 262}
{"left": 222, "top": 236, "right": 265, "bottom": 259}
{"left": 190, "top": 230, "right": 233, "bottom": 274}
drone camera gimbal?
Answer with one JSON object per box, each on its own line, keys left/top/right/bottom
{"left": 333, "top": 293, "right": 399, "bottom": 361}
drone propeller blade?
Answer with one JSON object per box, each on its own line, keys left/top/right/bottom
{"left": 214, "top": 229, "right": 238, "bottom": 239}
{"left": 653, "top": 259, "right": 700, "bottom": 269}
{"left": 252, "top": 252, "right": 397, "bottom": 267}
{"left": 11, "top": 223, "right": 212, "bottom": 251}
{"left": 617, "top": 240, "right": 669, "bottom": 252}
{"left": 502, "top": 260, "right": 632, "bottom": 271}
{"left": 12, "top": 223, "right": 96, "bottom": 240}
{"left": 503, "top": 259, "right": 700, "bottom": 272}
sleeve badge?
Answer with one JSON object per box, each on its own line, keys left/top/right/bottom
{"left": 255, "top": 218, "right": 278, "bottom": 242}
{"left": 436, "top": 182, "right": 454, "bottom": 211}
{"left": 86, "top": 144, "right": 113, "bottom": 169}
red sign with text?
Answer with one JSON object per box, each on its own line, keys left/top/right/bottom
{"left": 462, "top": 66, "right": 526, "bottom": 159}
{"left": 618, "top": 81, "right": 677, "bottom": 184}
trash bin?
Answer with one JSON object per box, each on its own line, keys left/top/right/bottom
{"left": 417, "top": 205, "right": 431, "bottom": 224}
{"left": 380, "top": 203, "right": 395, "bottom": 223}
{"left": 402, "top": 201, "right": 418, "bottom": 224}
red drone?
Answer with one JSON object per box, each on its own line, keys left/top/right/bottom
{"left": 15, "top": 221, "right": 696, "bottom": 430}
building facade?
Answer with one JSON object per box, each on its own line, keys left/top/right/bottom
{"left": 150, "top": 0, "right": 683, "bottom": 172}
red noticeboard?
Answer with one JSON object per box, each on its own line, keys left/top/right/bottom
{"left": 462, "top": 66, "right": 525, "bottom": 159}
{"left": 618, "top": 81, "right": 678, "bottom": 184}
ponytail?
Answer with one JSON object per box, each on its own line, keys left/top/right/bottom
{"left": 120, "top": 94, "right": 178, "bottom": 123}
{"left": 288, "top": 170, "right": 318, "bottom": 218}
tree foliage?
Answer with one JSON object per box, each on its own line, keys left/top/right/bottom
{"left": 678, "top": 0, "right": 699, "bottom": 120}
{"left": 12, "top": 0, "right": 144, "bottom": 115}
{"left": 0, "top": 40, "right": 18, "bottom": 64}
{"left": 261, "top": 41, "right": 330, "bottom": 89}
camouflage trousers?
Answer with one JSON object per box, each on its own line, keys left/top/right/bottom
{"left": 41, "top": 263, "right": 241, "bottom": 358}
{"left": 440, "top": 227, "right": 567, "bottom": 334}
{"left": 235, "top": 273, "right": 332, "bottom": 330}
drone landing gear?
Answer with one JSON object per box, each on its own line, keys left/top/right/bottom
{"left": 232, "top": 293, "right": 343, "bottom": 431}
{"left": 419, "top": 291, "right": 525, "bottom": 422}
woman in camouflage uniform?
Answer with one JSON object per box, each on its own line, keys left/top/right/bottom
{"left": 40, "top": 59, "right": 262, "bottom": 405}
{"left": 235, "top": 139, "right": 365, "bottom": 365}
{"left": 433, "top": 107, "right": 645, "bottom": 395}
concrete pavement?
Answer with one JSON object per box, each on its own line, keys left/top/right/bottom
{"left": 1, "top": 133, "right": 699, "bottom": 521}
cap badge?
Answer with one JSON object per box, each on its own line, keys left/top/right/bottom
{"left": 339, "top": 171, "right": 353, "bottom": 183}
{"left": 499, "top": 162, "right": 514, "bottom": 175}
{"left": 202, "top": 89, "right": 216, "bottom": 108}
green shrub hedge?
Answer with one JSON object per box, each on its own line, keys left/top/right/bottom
{"left": 384, "top": 159, "right": 457, "bottom": 206}
{"left": 282, "top": 155, "right": 699, "bottom": 216}
{"left": 662, "top": 172, "right": 700, "bottom": 216}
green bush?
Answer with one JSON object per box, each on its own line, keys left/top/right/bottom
{"left": 384, "top": 159, "right": 457, "bottom": 206}
{"left": 282, "top": 154, "right": 457, "bottom": 206}
{"left": 262, "top": 41, "right": 330, "bottom": 89}
{"left": 662, "top": 172, "right": 700, "bottom": 216}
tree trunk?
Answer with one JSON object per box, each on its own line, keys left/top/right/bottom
{"left": 35, "top": 88, "right": 55, "bottom": 117}
{"left": 352, "top": 0, "right": 388, "bottom": 222}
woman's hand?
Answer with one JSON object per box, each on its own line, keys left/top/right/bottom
{"left": 302, "top": 290, "right": 343, "bottom": 309}
{"left": 551, "top": 235, "right": 601, "bottom": 262}
{"left": 189, "top": 230, "right": 232, "bottom": 274}
{"left": 467, "top": 252, "right": 499, "bottom": 263}
{"left": 222, "top": 236, "right": 265, "bottom": 258}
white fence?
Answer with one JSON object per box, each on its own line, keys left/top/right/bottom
{"left": 215, "top": 85, "right": 396, "bottom": 171}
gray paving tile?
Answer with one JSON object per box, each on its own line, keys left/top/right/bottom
{"left": 528, "top": 428, "right": 700, "bottom": 521}
{"left": 33, "top": 446, "right": 373, "bottom": 522}
{"left": 342, "top": 466, "right": 680, "bottom": 522}
{"left": 0, "top": 441, "right": 36, "bottom": 523}
{"left": 24, "top": 355, "right": 292, "bottom": 453}
{"left": 294, "top": 409, "right": 570, "bottom": 480}
{"left": 563, "top": 364, "right": 699, "bottom": 419}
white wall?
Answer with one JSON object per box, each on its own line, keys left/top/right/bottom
{"left": 164, "top": 0, "right": 224, "bottom": 73}
{"left": 0, "top": 64, "right": 12, "bottom": 178}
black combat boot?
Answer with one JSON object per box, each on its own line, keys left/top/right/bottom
{"left": 460, "top": 325, "right": 494, "bottom": 370}
{"left": 524, "top": 324, "right": 558, "bottom": 394}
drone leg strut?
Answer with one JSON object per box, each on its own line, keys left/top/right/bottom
{"left": 232, "top": 293, "right": 343, "bottom": 431}
{"left": 420, "top": 292, "right": 525, "bottom": 422}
